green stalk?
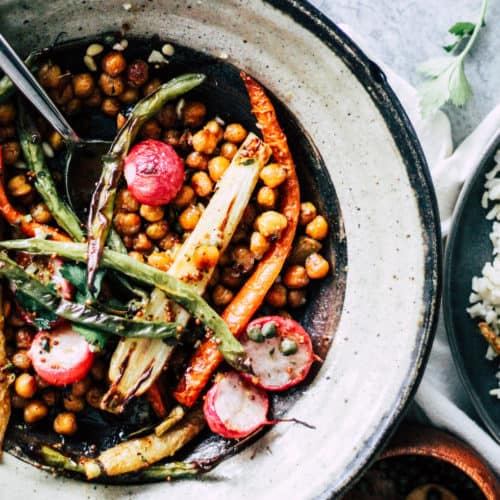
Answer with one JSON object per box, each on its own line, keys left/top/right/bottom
{"left": 17, "top": 102, "right": 85, "bottom": 241}
{"left": 0, "top": 239, "right": 247, "bottom": 369}
{"left": 86, "top": 73, "right": 206, "bottom": 290}
{"left": 0, "top": 51, "right": 41, "bottom": 104}
{"left": 0, "top": 253, "right": 180, "bottom": 341}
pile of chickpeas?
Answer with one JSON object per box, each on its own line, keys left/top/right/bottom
{"left": 0, "top": 41, "right": 331, "bottom": 434}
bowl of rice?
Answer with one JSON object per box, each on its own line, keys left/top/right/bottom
{"left": 444, "top": 130, "right": 500, "bottom": 442}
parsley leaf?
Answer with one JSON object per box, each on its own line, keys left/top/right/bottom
{"left": 418, "top": 0, "right": 488, "bottom": 117}
{"left": 15, "top": 290, "right": 58, "bottom": 330}
{"left": 60, "top": 262, "right": 105, "bottom": 304}
{"left": 72, "top": 324, "right": 109, "bottom": 350}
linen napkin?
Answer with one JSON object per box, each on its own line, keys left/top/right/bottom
{"left": 323, "top": 20, "right": 500, "bottom": 473}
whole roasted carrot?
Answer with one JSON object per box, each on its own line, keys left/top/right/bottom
{"left": 173, "top": 73, "right": 300, "bottom": 407}
{"left": 0, "top": 148, "right": 71, "bottom": 242}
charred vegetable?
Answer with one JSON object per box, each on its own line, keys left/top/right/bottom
{"left": 86, "top": 73, "right": 206, "bottom": 290}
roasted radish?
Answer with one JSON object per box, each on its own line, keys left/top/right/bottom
{"left": 29, "top": 324, "right": 94, "bottom": 386}
{"left": 240, "top": 316, "right": 314, "bottom": 391}
{"left": 124, "top": 138, "right": 184, "bottom": 206}
{"left": 203, "top": 371, "right": 269, "bottom": 439}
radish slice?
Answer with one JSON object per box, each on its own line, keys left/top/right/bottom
{"left": 240, "top": 316, "right": 314, "bottom": 391}
{"left": 124, "top": 139, "right": 184, "bottom": 206}
{"left": 29, "top": 324, "right": 94, "bottom": 386}
{"left": 204, "top": 371, "right": 269, "bottom": 439}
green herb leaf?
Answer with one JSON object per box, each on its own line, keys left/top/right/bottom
{"left": 60, "top": 262, "right": 105, "bottom": 304}
{"left": 16, "top": 290, "right": 58, "bottom": 330}
{"left": 448, "top": 21, "right": 476, "bottom": 37}
{"left": 72, "top": 323, "right": 109, "bottom": 350}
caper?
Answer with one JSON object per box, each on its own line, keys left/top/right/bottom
{"left": 247, "top": 325, "right": 264, "bottom": 343}
{"left": 261, "top": 321, "right": 277, "bottom": 338}
{"left": 279, "top": 337, "right": 298, "bottom": 355}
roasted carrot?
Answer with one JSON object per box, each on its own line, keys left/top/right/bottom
{"left": 0, "top": 148, "right": 71, "bottom": 242}
{"left": 173, "top": 73, "right": 300, "bottom": 407}
{"left": 146, "top": 381, "right": 168, "bottom": 418}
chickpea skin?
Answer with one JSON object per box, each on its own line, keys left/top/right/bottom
{"left": 145, "top": 220, "right": 169, "bottom": 240}
{"left": 72, "top": 73, "right": 95, "bottom": 98}
{"left": 185, "top": 151, "right": 208, "bottom": 171}
{"left": 204, "top": 120, "right": 224, "bottom": 143}
{"left": 191, "top": 129, "right": 218, "bottom": 155}
{"left": 182, "top": 101, "right": 206, "bottom": 128}
{"left": 102, "top": 51, "right": 127, "bottom": 77}
{"left": 212, "top": 284, "right": 234, "bottom": 306}
{"left": 259, "top": 163, "right": 287, "bottom": 188}
{"left": 53, "top": 412, "right": 78, "bottom": 435}
{"left": 116, "top": 188, "right": 140, "bottom": 212}
{"left": 250, "top": 231, "right": 270, "bottom": 260}
{"left": 0, "top": 102, "right": 16, "bottom": 124}
{"left": 231, "top": 246, "right": 255, "bottom": 274}
{"left": 48, "top": 130, "right": 64, "bottom": 151}
{"left": 283, "top": 265, "right": 310, "bottom": 289}
{"left": 299, "top": 202, "right": 317, "bottom": 226}
{"left": 254, "top": 211, "right": 288, "bottom": 239}
{"left": 132, "top": 232, "right": 153, "bottom": 252}
{"left": 30, "top": 202, "right": 53, "bottom": 224}
{"left": 38, "top": 62, "right": 62, "bottom": 89}
{"left": 11, "top": 350, "right": 31, "bottom": 371}
{"left": 8, "top": 174, "right": 32, "bottom": 197}
{"left": 208, "top": 156, "right": 230, "bottom": 182}
{"left": 24, "top": 400, "right": 48, "bottom": 424}
{"left": 15, "top": 373, "right": 37, "bottom": 399}
{"left": 179, "top": 205, "right": 201, "bottom": 231}
{"left": 147, "top": 251, "right": 172, "bottom": 271}
{"left": 172, "top": 185, "right": 195, "bottom": 208}
{"left": 191, "top": 171, "right": 213, "bottom": 197}
{"left": 84, "top": 88, "right": 102, "bottom": 108}
{"left": 71, "top": 376, "right": 91, "bottom": 397}
{"left": 265, "top": 283, "right": 287, "bottom": 308}
{"left": 220, "top": 141, "right": 238, "bottom": 160}
{"left": 224, "top": 123, "right": 247, "bottom": 143}
{"left": 288, "top": 289, "right": 307, "bottom": 308}
{"left": 128, "top": 251, "right": 145, "bottom": 263}
{"left": 140, "top": 204, "right": 164, "bottom": 222}
{"left": 257, "top": 186, "right": 278, "bottom": 209}
{"left": 3, "top": 141, "right": 21, "bottom": 165}
{"left": 113, "top": 212, "right": 141, "bottom": 236}
{"left": 99, "top": 73, "right": 125, "bottom": 96}
{"left": 305, "top": 215, "right": 329, "bottom": 240}
{"left": 305, "top": 252, "right": 330, "bottom": 279}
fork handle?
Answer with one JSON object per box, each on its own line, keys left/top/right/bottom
{"left": 0, "top": 34, "right": 79, "bottom": 143}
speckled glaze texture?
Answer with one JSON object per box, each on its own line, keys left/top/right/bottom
{"left": 0, "top": 1, "right": 440, "bottom": 499}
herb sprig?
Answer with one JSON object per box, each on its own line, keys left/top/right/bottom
{"left": 417, "top": 0, "right": 488, "bottom": 117}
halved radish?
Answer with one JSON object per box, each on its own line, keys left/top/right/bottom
{"left": 124, "top": 138, "right": 184, "bottom": 206}
{"left": 29, "top": 324, "right": 94, "bottom": 386}
{"left": 240, "top": 316, "right": 314, "bottom": 391}
{"left": 203, "top": 371, "right": 269, "bottom": 439}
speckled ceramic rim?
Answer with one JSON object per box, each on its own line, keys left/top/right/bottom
{"left": 444, "top": 130, "right": 500, "bottom": 443}
{"left": 266, "top": 1, "right": 442, "bottom": 496}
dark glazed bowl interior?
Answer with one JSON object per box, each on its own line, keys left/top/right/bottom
{"left": 444, "top": 132, "right": 500, "bottom": 442}
{"left": 3, "top": 36, "right": 347, "bottom": 483}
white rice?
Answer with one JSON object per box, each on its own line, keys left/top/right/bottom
{"left": 466, "top": 149, "right": 500, "bottom": 399}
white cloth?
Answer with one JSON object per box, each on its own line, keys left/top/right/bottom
{"left": 337, "top": 24, "right": 500, "bottom": 473}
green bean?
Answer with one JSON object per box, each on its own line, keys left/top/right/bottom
{"left": 86, "top": 73, "right": 206, "bottom": 290}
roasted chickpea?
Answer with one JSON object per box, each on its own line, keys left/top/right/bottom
{"left": 178, "top": 129, "right": 193, "bottom": 150}
{"left": 116, "top": 188, "right": 140, "bottom": 212}
{"left": 11, "top": 350, "right": 31, "bottom": 371}
{"left": 132, "top": 232, "right": 153, "bottom": 252}
{"left": 185, "top": 151, "right": 208, "bottom": 171}
{"left": 191, "top": 129, "right": 218, "bottom": 155}
{"left": 172, "top": 185, "right": 195, "bottom": 208}
{"left": 72, "top": 73, "right": 95, "bottom": 98}
{"left": 86, "top": 387, "right": 104, "bottom": 408}
{"left": 90, "top": 358, "right": 106, "bottom": 381}
{"left": 11, "top": 394, "right": 27, "bottom": 410}
{"left": 305, "top": 215, "right": 328, "bottom": 240}
{"left": 146, "top": 220, "right": 169, "bottom": 240}
{"left": 38, "top": 62, "right": 62, "bottom": 89}
{"left": 299, "top": 202, "right": 317, "bottom": 226}
{"left": 140, "top": 118, "right": 161, "bottom": 139}
{"left": 260, "top": 163, "right": 287, "bottom": 188}
{"left": 119, "top": 86, "right": 140, "bottom": 104}
{"left": 15, "top": 327, "right": 33, "bottom": 349}
{"left": 30, "top": 202, "right": 53, "bottom": 224}
{"left": 128, "top": 250, "right": 145, "bottom": 262}
{"left": 143, "top": 77, "right": 161, "bottom": 96}
{"left": 41, "top": 388, "right": 57, "bottom": 407}
{"left": 231, "top": 246, "right": 255, "bottom": 274}
{"left": 159, "top": 233, "right": 180, "bottom": 251}
{"left": 0, "top": 124, "right": 16, "bottom": 142}
{"left": 113, "top": 212, "right": 141, "bottom": 236}
{"left": 193, "top": 245, "right": 220, "bottom": 271}
{"left": 126, "top": 59, "right": 149, "bottom": 87}
{"left": 250, "top": 231, "right": 270, "bottom": 260}
{"left": 158, "top": 103, "right": 177, "bottom": 128}
{"left": 139, "top": 204, "right": 164, "bottom": 222}
{"left": 63, "top": 394, "right": 85, "bottom": 413}
{"left": 212, "top": 284, "right": 233, "bottom": 306}
{"left": 257, "top": 186, "right": 277, "bottom": 209}
{"left": 179, "top": 204, "right": 201, "bottom": 231}
{"left": 182, "top": 101, "right": 206, "bottom": 128}
{"left": 84, "top": 88, "right": 102, "bottom": 108}
{"left": 265, "top": 283, "right": 287, "bottom": 308}
{"left": 102, "top": 51, "right": 127, "bottom": 77}
{"left": 49, "top": 84, "right": 73, "bottom": 106}
{"left": 203, "top": 120, "right": 223, "bottom": 142}
{"left": 99, "top": 73, "right": 125, "bottom": 96}
{"left": 71, "top": 376, "right": 91, "bottom": 397}
{"left": 15, "top": 373, "right": 37, "bottom": 399}
{"left": 162, "top": 128, "right": 181, "bottom": 147}
{"left": 48, "top": 130, "right": 64, "bottom": 152}
{"left": 101, "top": 97, "right": 121, "bottom": 117}
{"left": 65, "top": 98, "right": 82, "bottom": 115}
{"left": 221, "top": 266, "right": 242, "bottom": 289}
{"left": 208, "top": 156, "right": 230, "bottom": 182}
{"left": 220, "top": 141, "right": 238, "bottom": 160}
{"left": 254, "top": 211, "right": 288, "bottom": 239}
{"left": 53, "top": 412, "right": 78, "bottom": 435}
{"left": 3, "top": 141, "right": 21, "bottom": 166}
{"left": 147, "top": 251, "right": 172, "bottom": 271}
{"left": 208, "top": 266, "right": 221, "bottom": 288}
{"left": 283, "top": 265, "right": 310, "bottom": 289}
{"left": 191, "top": 171, "right": 213, "bottom": 197}
{"left": 305, "top": 252, "right": 330, "bottom": 279}
{"left": 288, "top": 289, "right": 307, "bottom": 308}
{"left": 24, "top": 400, "right": 48, "bottom": 424}
{"left": 224, "top": 123, "right": 247, "bottom": 143}
{"left": 0, "top": 102, "right": 16, "bottom": 124}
